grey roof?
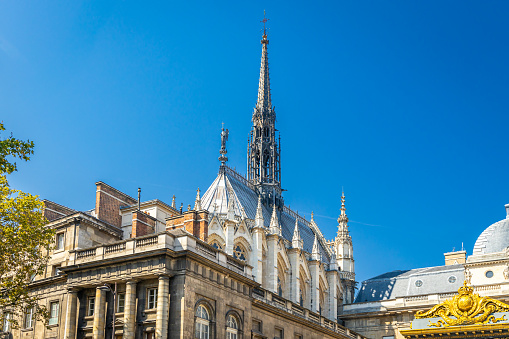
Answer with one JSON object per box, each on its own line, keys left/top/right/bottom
{"left": 473, "top": 217, "right": 509, "bottom": 255}
{"left": 354, "top": 264, "right": 465, "bottom": 303}
{"left": 201, "top": 166, "right": 330, "bottom": 262}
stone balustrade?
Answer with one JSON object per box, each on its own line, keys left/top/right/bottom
{"left": 252, "top": 287, "right": 360, "bottom": 339}
{"left": 70, "top": 231, "right": 253, "bottom": 279}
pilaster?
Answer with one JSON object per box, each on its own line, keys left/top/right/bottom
{"left": 155, "top": 276, "right": 170, "bottom": 339}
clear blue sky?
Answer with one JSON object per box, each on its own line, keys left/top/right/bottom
{"left": 2, "top": 1, "right": 509, "bottom": 284}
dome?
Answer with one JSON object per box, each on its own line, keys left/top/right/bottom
{"left": 473, "top": 204, "right": 509, "bottom": 255}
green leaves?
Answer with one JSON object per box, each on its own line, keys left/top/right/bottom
{"left": 0, "top": 124, "right": 54, "bottom": 328}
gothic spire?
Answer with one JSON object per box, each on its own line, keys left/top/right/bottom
{"left": 194, "top": 188, "right": 202, "bottom": 211}
{"left": 337, "top": 190, "right": 349, "bottom": 236}
{"left": 292, "top": 218, "right": 303, "bottom": 249}
{"left": 255, "top": 25, "right": 271, "bottom": 115}
{"left": 255, "top": 195, "right": 264, "bottom": 228}
{"left": 269, "top": 203, "right": 281, "bottom": 235}
{"left": 312, "top": 234, "right": 321, "bottom": 261}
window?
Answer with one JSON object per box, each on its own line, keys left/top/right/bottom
{"left": 448, "top": 276, "right": 457, "bottom": 283}
{"left": 2, "top": 312, "right": 11, "bottom": 332}
{"left": 53, "top": 265, "right": 62, "bottom": 276}
{"left": 233, "top": 244, "right": 247, "bottom": 261}
{"left": 48, "top": 301, "right": 59, "bottom": 325}
{"left": 210, "top": 241, "right": 223, "bottom": 250}
{"left": 195, "top": 305, "right": 210, "bottom": 339}
{"left": 486, "top": 270, "right": 494, "bottom": 278}
{"left": 24, "top": 307, "right": 34, "bottom": 329}
{"left": 147, "top": 288, "right": 157, "bottom": 309}
{"left": 294, "top": 335, "right": 302, "bottom": 339}
{"left": 277, "top": 276, "right": 283, "bottom": 297}
{"left": 274, "top": 328, "right": 283, "bottom": 339}
{"left": 56, "top": 233, "right": 65, "bottom": 250}
{"left": 226, "top": 314, "right": 238, "bottom": 339}
{"left": 145, "top": 332, "right": 154, "bottom": 339}
{"left": 415, "top": 280, "right": 423, "bottom": 287}
{"left": 252, "top": 319, "right": 262, "bottom": 333}
{"left": 117, "top": 293, "right": 125, "bottom": 313}
{"left": 382, "top": 336, "right": 395, "bottom": 339}
{"left": 87, "top": 297, "right": 95, "bottom": 317}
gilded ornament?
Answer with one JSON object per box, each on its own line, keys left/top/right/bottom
{"left": 415, "top": 281, "right": 509, "bottom": 327}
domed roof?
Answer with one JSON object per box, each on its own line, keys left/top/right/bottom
{"left": 473, "top": 204, "right": 509, "bottom": 255}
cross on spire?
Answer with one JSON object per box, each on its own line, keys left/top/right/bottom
{"left": 261, "top": 10, "right": 269, "bottom": 36}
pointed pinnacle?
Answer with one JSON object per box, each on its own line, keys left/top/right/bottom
{"left": 194, "top": 188, "right": 201, "bottom": 211}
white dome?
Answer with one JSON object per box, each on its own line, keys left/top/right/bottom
{"left": 473, "top": 204, "right": 509, "bottom": 255}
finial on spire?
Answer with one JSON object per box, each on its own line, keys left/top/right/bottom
{"left": 219, "top": 124, "right": 229, "bottom": 166}
{"left": 312, "top": 234, "right": 321, "bottom": 261}
{"left": 171, "top": 195, "right": 176, "bottom": 209}
{"left": 194, "top": 188, "right": 202, "bottom": 211}
{"left": 269, "top": 203, "right": 281, "bottom": 235}
{"left": 261, "top": 10, "right": 269, "bottom": 39}
{"left": 292, "top": 218, "right": 303, "bottom": 249}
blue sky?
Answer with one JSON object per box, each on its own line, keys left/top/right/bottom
{"left": 2, "top": 1, "right": 509, "bottom": 284}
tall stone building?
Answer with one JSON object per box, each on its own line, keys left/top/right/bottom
{"left": 0, "top": 27, "right": 364, "bottom": 339}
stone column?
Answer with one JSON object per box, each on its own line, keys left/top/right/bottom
{"left": 93, "top": 286, "right": 107, "bottom": 339}
{"left": 123, "top": 281, "right": 137, "bottom": 339}
{"left": 65, "top": 289, "right": 79, "bottom": 339}
{"left": 155, "top": 276, "right": 170, "bottom": 339}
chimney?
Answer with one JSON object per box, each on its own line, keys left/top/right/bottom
{"left": 166, "top": 209, "right": 209, "bottom": 242}
{"left": 95, "top": 182, "right": 137, "bottom": 227}
{"left": 131, "top": 210, "right": 156, "bottom": 238}
{"left": 444, "top": 250, "right": 467, "bottom": 266}
{"left": 505, "top": 204, "right": 509, "bottom": 219}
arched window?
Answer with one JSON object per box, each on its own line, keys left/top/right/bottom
{"left": 210, "top": 241, "right": 223, "bottom": 250}
{"left": 233, "top": 244, "right": 247, "bottom": 261}
{"left": 195, "top": 305, "right": 210, "bottom": 339}
{"left": 226, "top": 314, "right": 238, "bottom": 339}
{"left": 277, "top": 275, "right": 283, "bottom": 297}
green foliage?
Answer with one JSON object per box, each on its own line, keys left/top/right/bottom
{"left": 0, "top": 123, "right": 34, "bottom": 175}
{"left": 0, "top": 124, "right": 54, "bottom": 328}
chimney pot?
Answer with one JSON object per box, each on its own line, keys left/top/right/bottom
{"left": 505, "top": 204, "right": 509, "bottom": 219}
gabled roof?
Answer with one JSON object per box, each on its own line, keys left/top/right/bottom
{"left": 202, "top": 166, "right": 331, "bottom": 263}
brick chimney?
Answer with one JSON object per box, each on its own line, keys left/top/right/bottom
{"left": 42, "top": 200, "right": 76, "bottom": 222}
{"left": 166, "top": 210, "right": 209, "bottom": 241}
{"left": 132, "top": 211, "right": 156, "bottom": 238}
{"left": 95, "top": 182, "right": 137, "bottom": 227}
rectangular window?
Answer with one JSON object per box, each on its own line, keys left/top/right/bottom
{"left": 117, "top": 293, "right": 125, "bottom": 313}
{"left": 56, "top": 233, "right": 65, "bottom": 250}
{"left": 87, "top": 297, "right": 95, "bottom": 317}
{"left": 48, "top": 302, "right": 59, "bottom": 325}
{"left": 2, "top": 312, "right": 11, "bottom": 332}
{"left": 147, "top": 288, "right": 157, "bottom": 309}
{"left": 253, "top": 319, "right": 262, "bottom": 332}
{"left": 294, "top": 335, "right": 302, "bottom": 339}
{"left": 24, "top": 307, "right": 34, "bottom": 329}
{"left": 274, "top": 328, "right": 283, "bottom": 339}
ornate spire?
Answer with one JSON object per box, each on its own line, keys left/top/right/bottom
{"left": 247, "top": 14, "right": 281, "bottom": 207}
{"left": 337, "top": 191, "right": 349, "bottom": 236}
{"left": 312, "top": 234, "right": 321, "bottom": 261}
{"left": 194, "top": 188, "right": 202, "bottom": 211}
{"left": 292, "top": 218, "right": 303, "bottom": 249}
{"left": 171, "top": 195, "right": 176, "bottom": 209}
{"left": 255, "top": 195, "right": 264, "bottom": 228}
{"left": 219, "top": 124, "right": 229, "bottom": 166}
{"left": 269, "top": 203, "right": 281, "bottom": 235}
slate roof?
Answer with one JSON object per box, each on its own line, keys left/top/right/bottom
{"left": 201, "top": 166, "right": 331, "bottom": 263}
{"left": 473, "top": 217, "right": 509, "bottom": 255}
{"left": 354, "top": 264, "right": 465, "bottom": 303}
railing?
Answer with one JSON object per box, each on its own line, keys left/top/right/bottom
{"left": 196, "top": 242, "right": 216, "bottom": 258}
{"left": 136, "top": 235, "right": 158, "bottom": 248}
{"left": 76, "top": 248, "right": 95, "bottom": 259}
{"left": 475, "top": 284, "right": 501, "bottom": 292}
{"left": 439, "top": 293, "right": 456, "bottom": 299}
{"left": 227, "top": 257, "right": 244, "bottom": 273}
{"left": 105, "top": 242, "right": 125, "bottom": 254}
{"left": 404, "top": 295, "right": 428, "bottom": 302}
{"left": 251, "top": 288, "right": 359, "bottom": 339}
{"left": 339, "top": 271, "right": 355, "bottom": 280}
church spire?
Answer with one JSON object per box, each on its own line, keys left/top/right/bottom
{"left": 248, "top": 13, "right": 282, "bottom": 209}
{"left": 337, "top": 190, "right": 349, "bottom": 236}
{"left": 269, "top": 203, "right": 281, "bottom": 236}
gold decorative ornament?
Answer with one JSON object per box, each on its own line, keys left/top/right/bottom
{"left": 415, "top": 281, "right": 509, "bottom": 327}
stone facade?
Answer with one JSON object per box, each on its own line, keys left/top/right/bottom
{"left": 0, "top": 185, "right": 365, "bottom": 339}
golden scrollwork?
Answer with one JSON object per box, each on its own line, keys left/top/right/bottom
{"left": 415, "top": 281, "right": 509, "bottom": 327}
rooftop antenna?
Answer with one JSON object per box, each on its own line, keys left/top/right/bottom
{"left": 137, "top": 188, "right": 141, "bottom": 210}
{"left": 462, "top": 242, "right": 464, "bottom": 251}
